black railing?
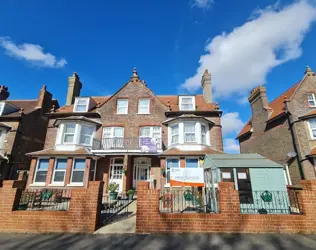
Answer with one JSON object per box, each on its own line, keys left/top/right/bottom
{"left": 159, "top": 187, "right": 219, "bottom": 213}
{"left": 92, "top": 137, "right": 162, "bottom": 151}
{"left": 15, "top": 189, "right": 72, "bottom": 211}
{"left": 100, "top": 194, "right": 134, "bottom": 225}
{"left": 239, "top": 190, "right": 301, "bottom": 214}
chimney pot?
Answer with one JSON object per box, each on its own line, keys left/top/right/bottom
{"left": 66, "top": 72, "right": 82, "bottom": 105}
{"left": 305, "top": 66, "right": 313, "bottom": 76}
{"left": 0, "top": 85, "right": 10, "bottom": 101}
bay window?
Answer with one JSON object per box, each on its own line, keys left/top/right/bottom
{"left": 34, "top": 159, "right": 49, "bottom": 183}
{"left": 117, "top": 99, "right": 128, "bottom": 114}
{"left": 308, "top": 118, "right": 316, "bottom": 140}
{"left": 171, "top": 124, "right": 179, "bottom": 144}
{"left": 58, "top": 123, "right": 95, "bottom": 147}
{"left": 71, "top": 159, "right": 86, "bottom": 184}
{"left": 184, "top": 122, "right": 196, "bottom": 142}
{"left": 138, "top": 98, "right": 150, "bottom": 114}
{"left": 63, "top": 124, "right": 76, "bottom": 143}
{"left": 52, "top": 159, "right": 67, "bottom": 184}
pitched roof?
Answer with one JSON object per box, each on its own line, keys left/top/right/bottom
{"left": 159, "top": 146, "right": 224, "bottom": 156}
{"left": 298, "top": 110, "right": 316, "bottom": 120}
{"left": 27, "top": 147, "right": 93, "bottom": 156}
{"left": 237, "top": 82, "right": 301, "bottom": 139}
{"left": 56, "top": 96, "right": 110, "bottom": 114}
{"left": 157, "top": 95, "right": 216, "bottom": 111}
{"left": 0, "top": 100, "right": 38, "bottom": 118}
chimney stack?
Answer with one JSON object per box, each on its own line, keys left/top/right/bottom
{"left": 66, "top": 72, "right": 82, "bottom": 105}
{"left": 0, "top": 85, "right": 9, "bottom": 101}
{"left": 36, "top": 85, "right": 53, "bottom": 112}
{"left": 201, "top": 69, "right": 212, "bottom": 103}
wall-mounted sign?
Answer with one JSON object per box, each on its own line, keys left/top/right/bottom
{"left": 222, "top": 172, "right": 231, "bottom": 179}
{"left": 238, "top": 172, "right": 247, "bottom": 179}
{"left": 140, "top": 137, "right": 157, "bottom": 153}
{"left": 170, "top": 168, "right": 204, "bottom": 187}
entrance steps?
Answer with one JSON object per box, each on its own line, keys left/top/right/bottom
{"left": 95, "top": 200, "right": 137, "bottom": 234}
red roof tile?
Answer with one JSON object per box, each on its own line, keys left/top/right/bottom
{"left": 27, "top": 147, "right": 92, "bottom": 156}
{"left": 237, "top": 82, "right": 300, "bottom": 138}
{"left": 56, "top": 96, "right": 109, "bottom": 113}
{"left": 160, "top": 146, "right": 224, "bottom": 156}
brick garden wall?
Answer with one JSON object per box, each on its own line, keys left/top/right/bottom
{"left": 0, "top": 180, "right": 103, "bottom": 233}
{"left": 136, "top": 181, "right": 316, "bottom": 234}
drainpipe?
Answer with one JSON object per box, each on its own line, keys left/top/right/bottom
{"left": 284, "top": 99, "right": 305, "bottom": 180}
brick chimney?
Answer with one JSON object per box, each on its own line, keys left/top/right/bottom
{"left": 201, "top": 69, "right": 212, "bottom": 103}
{"left": 66, "top": 72, "right": 82, "bottom": 105}
{"left": 0, "top": 85, "right": 9, "bottom": 101}
{"left": 36, "top": 85, "right": 53, "bottom": 113}
{"left": 248, "top": 86, "right": 269, "bottom": 132}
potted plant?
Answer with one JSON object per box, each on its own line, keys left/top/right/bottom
{"left": 127, "top": 189, "right": 135, "bottom": 200}
{"left": 108, "top": 182, "right": 119, "bottom": 200}
{"left": 161, "top": 167, "right": 166, "bottom": 177}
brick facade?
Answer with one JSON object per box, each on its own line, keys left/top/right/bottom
{"left": 0, "top": 180, "right": 103, "bottom": 233}
{"left": 136, "top": 181, "right": 316, "bottom": 234}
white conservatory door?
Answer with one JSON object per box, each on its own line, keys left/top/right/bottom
{"left": 108, "top": 158, "right": 124, "bottom": 192}
{"left": 133, "top": 158, "right": 151, "bottom": 189}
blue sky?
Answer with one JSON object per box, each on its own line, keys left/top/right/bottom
{"left": 0, "top": 0, "right": 316, "bottom": 153}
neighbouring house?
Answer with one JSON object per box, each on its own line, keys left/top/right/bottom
{"left": 237, "top": 66, "right": 316, "bottom": 185}
{"left": 0, "top": 85, "right": 58, "bottom": 181}
{"left": 26, "top": 69, "right": 224, "bottom": 194}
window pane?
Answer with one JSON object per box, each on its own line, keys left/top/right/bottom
{"left": 53, "top": 171, "right": 65, "bottom": 182}
{"left": 139, "top": 107, "right": 149, "bottom": 113}
{"left": 55, "top": 159, "right": 67, "bottom": 170}
{"left": 171, "top": 125, "right": 179, "bottom": 135}
{"left": 138, "top": 99, "right": 150, "bottom": 113}
{"left": 186, "top": 159, "right": 198, "bottom": 168}
{"left": 65, "top": 124, "right": 75, "bottom": 133}
{"left": 81, "top": 125, "right": 93, "bottom": 135}
{"left": 64, "top": 134, "right": 74, "bottom": 143}
{"left": 114, "top": 127, "right": 124, "bottom": 137}
{"left": 166, "top": 170, "right": 170, "bottom": 184}
{"left": 35, "top": 171, "right": 47, "bottom": 182}
{"left": 185, "top": 134, "right": 196, "bottom": 142}
{"left": 140, "top": 127, "right": 150, "bottom": 137}
{"left": 167, "top": 159, "right": 179, "bottom": 168}
{"left": 182, "top": 97, "right": 193, "bottom": 104}
{"left": 117, "top": 99, "right": 128, "bottom": 107}
{"left": 71, "top": 171, "right": 84, "bottom": 182}
{"left": 75, "top": 105, "right": 86, "bottom": 112}
{"left": 313, "top": 129, "right": 316, "bottom": 138}
{"left": 80, "top": 135, "right": 91, "bottom": 144}
{"left": 103, "top": 127, "right": 112, "bottom": 137}
{"left": 309, "top": 119, "right": 316, "bottom": 129}
{"left": 117, "top": 107, "right": 127, "bottom": 114}
{"left": 74, "top": 159, "right": 86, "bottom": 170}
{"left": 77, "top": 99, "right": 87, "bottom": 105}
{"left": 172, "top": 135, "right": 179, "bottom": 144}
{"left": 202, "top": 135, "right": 206, "bottom": 144}
{"left": 184, "top": 123, "right": 195, "bottom": 132}
{"left": 38, "top": 159, "right": 49, "bottom": 170}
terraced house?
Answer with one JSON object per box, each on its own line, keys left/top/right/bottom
{"left": 237, "top": 67, "right": 316, "bottom": 185}
{"left": 0, "top": 85, "right": 58, "bottom": 181}
{"left": 26, "top": 69, "right": 223, "bottom": 194}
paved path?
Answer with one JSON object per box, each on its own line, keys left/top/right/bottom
{"left": 0, "top": 233, "right": 316, "bottom": 250}
{"left": 94, "top": 200, "right": 137, "bottom": 234}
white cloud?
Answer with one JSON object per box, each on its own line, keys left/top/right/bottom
{"left": 221, "top": 112, "right": 244, "bottom": 135}
{"left": 192, "top": 0, "right": 213, "bottom": 9}
{"left": 181, "top": 1, "right": 316, "bottom": 99}
{"left": 224, "top": 138, "right": 240, "bottom": 154}
{"left": 0, "top": 37, "right": 67, "bottom": 68}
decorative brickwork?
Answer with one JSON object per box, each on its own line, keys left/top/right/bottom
{"left": 136, "top": 181, "right": 316, "bottom": 234}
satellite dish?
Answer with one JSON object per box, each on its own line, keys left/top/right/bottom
{"left": 287, "top": 152, "right": 297, "bottom": 158}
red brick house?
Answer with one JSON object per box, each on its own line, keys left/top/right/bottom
{"left": 237, "top": 66, "right": 316, "bottom": 185}
{"left": 0, "top": 85, "right": 58, "bottom": 181}
{"left": 26, "top": 69, "right": 223, "bottom": 193}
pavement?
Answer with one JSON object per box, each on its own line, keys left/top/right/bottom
{"left": 0, "top": 233, "right": 316, "bottom": 250}
{"left": 94, "top": 200, "right": 137, "bottom": 234}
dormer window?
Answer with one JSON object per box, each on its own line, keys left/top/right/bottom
{"left": 74, "top": 98, "right": 89, "bottom": 112}
{"left": 179, "top": 96, "right": 195, "bottom": 111}
{"left": 307, "top": 93, "right": 316, "bottom": 107}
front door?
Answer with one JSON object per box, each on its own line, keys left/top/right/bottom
{"left": 133, "top": 158, "right": 151, "bottom": 189}
{"left": 109, "top": 158, "right": 124, "bottom": 193}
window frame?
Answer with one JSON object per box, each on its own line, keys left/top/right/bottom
{"left": 307, "top": 93, "right": 316, "bottom": 107}
{"left": 138, "top": 98, "right": 150, "bottom": 114}
{"left": 79, "top": 124, "right": 94, "bottom": 146}
{"left": 139, "top": 126, "right": 161, "bottom": 138}
{"left": 171, "top": 124, "right": 179, "bottom": 144}
{"left": 51, "top": 158, "right": 68, "bottom": 185}
{"left": 70, "top": 158, "right": 86, "bottom": 185}
{"left": 73, "top": 98, "right": 89, "bottom": 112}
{"left": 62, "top": 123, "right": 76, "bottom": 144}
{"left": 165, "top": 158, "right": 180, "bottom": 187}
{"left": 179, "top": 96, "right": 195, "bottom": 111}
{"left": 308, "top": 118, "right": 316, "bottom": 140}
{"left": 116, "top": 99, "right": 129, "bottom": 114}
{"left": 183, "top": 122, "right": 197, "bottom": 143}
{"left": 185, "top": 158, "right": 200, "bottom": 168}
{"left": 201, "top": 124, "right": 207, "bottom": 145}
{"left": 33, "top": 158, "right": 50, "bottom": 185}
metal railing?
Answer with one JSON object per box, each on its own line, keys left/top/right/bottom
{"left": 100, "top": 194, "right": 134, "bottom": 225}
{"left": 239, "top": 189, "right": 301, "bottom": 214}
{"left": 159, "top": 187, "right": 219, "bottom": 213}
{"left": 92, "top": 137, "right": 162, "bottom": 151}
{"left": 15, "top": 189, "right": 72, "bottom": 211}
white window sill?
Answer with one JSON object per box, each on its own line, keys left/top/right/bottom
{"left": 137, "top": 113, "right": 151, "bottom": 115}
{"left": 116, "top": 113, "right": 128, "bottom": 115}
{"left": 30, "top": 183, "right": 46, "bottom": 187}
{"left": 48, "top": 183, "right": 65, "bottom": 187}
{"left": 67, "top": 183, "right": 84, "bottom": 187}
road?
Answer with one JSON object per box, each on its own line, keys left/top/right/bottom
{"left": 0, "top": 233, "right": 315, "bottom": 250}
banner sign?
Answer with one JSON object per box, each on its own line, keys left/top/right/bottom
{"left": 170, "top": 168, "right": 204, "bottom": 187}
{"left": 140, "top": 137, "right": 157, "bottom": 153}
